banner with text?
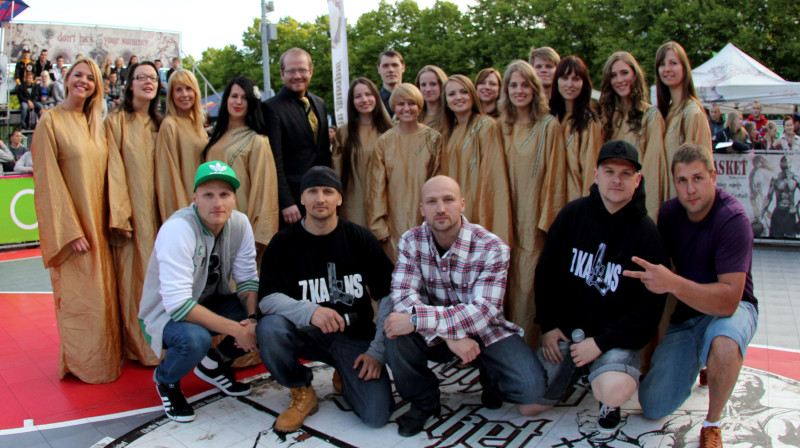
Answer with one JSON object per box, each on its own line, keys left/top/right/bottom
{"left": 3, "top": 22, "right": 180, "bottom": 66}
{"left": 327, "top": 0, "right": 349, "bottom": 126}
{"left": 714, "top": 152, "right": 800, "bottom": 240}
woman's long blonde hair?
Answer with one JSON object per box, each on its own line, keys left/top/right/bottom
{"left": 166, "top": 69, "right": 205, "bottom": 133}
{"left": 65, "top": 58, "right": 105, "bottom": 146}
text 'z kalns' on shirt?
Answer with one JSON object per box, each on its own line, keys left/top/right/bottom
{"left": 658, "top": 187, "right": 757, "bottom": 324}
{"left": 258, "top": 218, "right": 394, "bottom": 340}
{"left": 534, "top": 180, "right": 668, "bottom": 353}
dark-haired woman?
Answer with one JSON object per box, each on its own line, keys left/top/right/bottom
{"left": 332, "top": 77, "right": 392, "bottom": 228}
{"left": 155, "top": 69, "right": 209, "bottom": 221}
{"left": 550, "top": 56, "right": 602, "bottom": 199}
{"left": 599, "top": 51, "right": 667, "bottom": 221}
{"left": 32, "top": 59, "right": 123, "bottom": 383}
{"left": 476, "top": 68, "right": 502, "bottom": 119}
{"left": 499, "top": 60, "right": 566, "bottom": 347}
{"left": 367, "top": 84, "right": 440, "bottom": 261}
{"left": 204, "top": 76, "right": 279, "bottom": 253}
{"left": 106, "top": 61, "right": 162, "bottom": 366}
{"left": 415, "top": 65, "right": 447, "bottom": 128}
{"left": 439, "top": 74, "right": 512, "bottom": 243}
{"left": 655, "top": 41, "right": 712, "bottom": 196}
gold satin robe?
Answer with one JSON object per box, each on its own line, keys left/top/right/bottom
{"left": 663, "top": 99, "right": 713, "bottom": 197}
{"left": 366, "top": 125, "right": 441, "bottom": 261}
{"left": 610, "top": 106, "right": 668, "bottom": 221}
{"left": 205, "top": 127, "right": 280, "bottom": 249}
{"left": 502, "top": 116, "right": 568, "bottom": 347}
{"left": 332, "top": 124, "right": 381, "bottom": 228}
{"left": 105, "top": 111, "right": 161, "bottom": 366}
{"left": 31, "top": 106, "right": 122, "bottom": 384}
{"left": 563, "top": 113, "right": 603, "bottom": 200}
{"left": 440, "top": 115, "right": 512, "bottom": 244}
{"left": 154, "top": 115, "right": 208, "bottom": 222}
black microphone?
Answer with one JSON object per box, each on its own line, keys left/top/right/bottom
{"left": 300, "top": 312, "right": 358, "bottom": 333}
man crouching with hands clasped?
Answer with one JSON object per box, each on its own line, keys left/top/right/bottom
{"left": 384, "top": 175, "right": 546, "bottom": 438}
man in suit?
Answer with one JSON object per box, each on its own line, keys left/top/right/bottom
{"left": 263, "top": 47, "right": 331, "bottom": 226}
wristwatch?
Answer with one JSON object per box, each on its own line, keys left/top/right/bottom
{"left": 410, "top": 314, "right": 417, "bottom": 329}
{"left": 248, "top": 313, "right": 259, "bottom": 321}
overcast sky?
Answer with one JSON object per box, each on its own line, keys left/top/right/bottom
{"left": 15, "top": 0, "right": 475, "bottom": 59}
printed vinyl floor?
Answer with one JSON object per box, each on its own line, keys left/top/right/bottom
{"left": 1, "top": 246, "right": 799, "bottom": 448}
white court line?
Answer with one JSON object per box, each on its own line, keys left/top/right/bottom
{"left": 750, "top": 344, "right": 800, "bottom": 354}
{"left": 0, "top": 255, "right": 42, "bottom": 263}
{"left": 0, "top": 291, "right": 52, "bottom": 294}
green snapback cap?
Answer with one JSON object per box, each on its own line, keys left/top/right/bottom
{"left": 194, "top": 161, "right": 240, "bottom": 191}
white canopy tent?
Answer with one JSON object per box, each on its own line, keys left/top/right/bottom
{"left": 652, "top": 43, "right": 800, "bottom": 115}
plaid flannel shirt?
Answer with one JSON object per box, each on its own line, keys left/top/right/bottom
{"left": 391, "top": 217, "right": 522, "bottom": 347}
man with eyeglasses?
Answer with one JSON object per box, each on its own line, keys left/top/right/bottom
{"left": 256, "top": 166, "right": 395, "bottom": 433}
{"left": 263, "top": 47, "right": 332, "bottom": 228}
{"left": 139, "top": 161, "right": 261, "bottom": 423}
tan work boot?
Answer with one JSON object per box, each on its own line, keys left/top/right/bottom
{"left": 332, "top": 370, "right": 342, "bottom": 393}
{"left": 274, "top": 385, "right": 319, "bottom": 432}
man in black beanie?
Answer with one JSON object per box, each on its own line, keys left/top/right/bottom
{"left": 256, "top": 166, "right": 395, "bottom": 432}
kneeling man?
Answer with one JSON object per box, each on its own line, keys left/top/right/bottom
{"left": 530, "top": 140, "right": 667, "bottom": 434}
{"left": 140, "top": 161, "right": 260, "bottom": 422}
{"left": 632, "top": 143, "right": 759, "bottom": 448}
{"left": 384, "top": 175, "right": 546, "bottom": 438}
{"left": 257, "top": 167, "right": 395, "bottom": 431}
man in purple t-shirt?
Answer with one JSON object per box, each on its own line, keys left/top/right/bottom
{"left": 623, "top": 143, "right": 758, "bottom": 448}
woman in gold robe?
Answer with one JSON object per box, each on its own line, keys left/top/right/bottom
{"left": 415, "top": 65, "right": 447, "bottom": 129}
{"left": 498, "top": 60, "right": 567, "bottom": 347}
{"left": 204, "top": 76, "right": 279, "bottom": 253}
{"left": 155, "top": 69, "right": 208, "bottom": 222}
{"left": 367, "top": 84, "right": 441, "bottom": 261}
{"left": 476, "top": 68, "right": 502, "bottom": 120}
{"left": 599, "top": 51, "right": 667, "bottom": 221}
{"left": 106, "top": 62, "right": 162, "bottom": 366}
{"left": 32, "top": 59, "right": 123, "bottom": 384}
{"left": 439, "top": 74, "right": 512, "bottom": 244}
{"left": 550, "top": 56, "right": 603, "bottom": 200}
{"left": 655, "top": 41, "right": 713, "bottom": 197}
{"left": 332, "top": 78, "right": 393, "bottom": 228}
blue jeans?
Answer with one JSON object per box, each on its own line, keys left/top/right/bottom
{"left": 19, "top": 100, "right": 42, "bottom": 128}
{"left": 639, "top": 301, "right": 757, "bottom": 419}
{"left": 156, "top": 294, "right": 247, "bottom": 384}
{"left": 385, "top": 333, "right": 546, "bottom": 413}
{"left": 257, "top": 315, "right": 393, "bottom": 428}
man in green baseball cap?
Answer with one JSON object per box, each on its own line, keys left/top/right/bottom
{"left": 140, "top": 161, "right": 261, "bottom": 422}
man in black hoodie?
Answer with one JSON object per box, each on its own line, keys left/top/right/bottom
{"left": 528, "top": 140, "right": 668, "bottom": 435}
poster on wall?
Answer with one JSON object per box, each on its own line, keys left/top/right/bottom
{"left": 327, "top": 0, "right": 349, "bottom": 127}
{"left": 2, "top": 22, "right": 180, "bottom": 66}
{"left": 714, "top": 152, "right": 800, "bottom": 240}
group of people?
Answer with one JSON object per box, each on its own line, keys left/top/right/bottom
{"left": 14, "top": 48, "right": 69, "bottom": 129}
{"left": 709, "top": 100, "right": 800, "bottom": 152}
{"left": 29, "top": 41, "right": 757, "bottom": 448}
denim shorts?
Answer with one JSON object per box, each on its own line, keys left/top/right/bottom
{"left": 638, "top": 300, "right": 758, "bottom": 419}
{"left": 535, "top": 341, "right": 640, "bottom": 405}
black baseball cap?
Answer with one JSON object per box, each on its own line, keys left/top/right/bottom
{"left": 597, "top": 140, "right": 641, "bottom": 171}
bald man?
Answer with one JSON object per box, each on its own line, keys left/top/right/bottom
{"left": 383, "top": 176, "right": 546, "bottom": 437}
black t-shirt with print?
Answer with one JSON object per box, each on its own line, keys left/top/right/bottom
{"left": 259, "top": 218, "right": 394, "bottom": 340}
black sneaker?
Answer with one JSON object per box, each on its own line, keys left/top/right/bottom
{"left": 597, "top": 403, "right": 621, "bottom": 434}
{"left": 396, "top": 406, "right": 440, "bottom": 437}
{"left": 193, "top": 358, "right": 251, "bottom": 396}
{"left": 156, "top": 381, "right": 195, "bottom": 423}
{"left": 481, "top": 389, "right": 503, "bottom": 410}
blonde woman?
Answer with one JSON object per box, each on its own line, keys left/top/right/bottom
{"left": 32, "top": 58, "right": 124, "bottom": 383}
{"left": 155, "top": 69, "right": 209, "bottom": 221}
{"left": 439, "top": 74, "right": 512, "bottom": 243}
{"left": 367, "top": 84, "right": 441, "bottom": 261}
{"left": 499, "top": 59, "right": 567, "bottom": 347}
{"left": 599, "top": 51, "right": 667, "bottom": 220}
{"left": 415, "top": 65, "right": 447, "bottom": 128}
{"left": 106, "top": 61, "right": 163, "bottom": 366}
